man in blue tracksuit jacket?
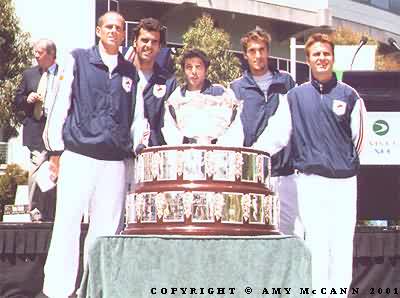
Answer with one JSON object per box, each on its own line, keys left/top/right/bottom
{"left": 230, "top": 28, "right": 295, "bottom": 235}
{"left": 288, "top": 33, "right": 366, "bottom": 297}
{"left": 124, "top": 18, "right": 177, "bottom": 152}
{"left": 163, "top": 48, "right": 243, "bottom": 145}
{"left": 42, "top": 12, "right": 137, "bottom": 297}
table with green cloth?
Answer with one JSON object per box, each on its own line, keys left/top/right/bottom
{"left": 80, "top": 235, "right": 311, "bottom": 298}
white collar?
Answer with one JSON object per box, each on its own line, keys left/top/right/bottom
{"left": 47, "top": 63, "right": 57, "bottom": 75}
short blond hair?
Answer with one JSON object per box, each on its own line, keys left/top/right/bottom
{"left": 304, "top": 33, "right": 335, "bottom": 58}
{"left": 97, "top": 11, "right": 125, "bottom": 28}
{"left": 241, "top": 28, "right": 271, "bottom": 53}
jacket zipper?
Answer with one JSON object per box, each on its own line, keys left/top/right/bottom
{"left": 319, "top": 83, "right": 323, "bottom": 100}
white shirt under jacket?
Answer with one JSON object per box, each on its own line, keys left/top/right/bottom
{"left": 252, "top": 93, "right": 292, "bottom": 156}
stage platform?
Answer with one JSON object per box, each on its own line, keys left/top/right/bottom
{"left": 351, "top": 227, "right": 400, "bottom": 297}
{"left": 1, "top": 224, "right": 400, "bottom": 297}
{"left": 0, "top": 223, "right": 87, "bottom": 298}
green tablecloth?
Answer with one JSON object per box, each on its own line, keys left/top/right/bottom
{"left": 80, "top": 235, "right": 311, "bottom": 298}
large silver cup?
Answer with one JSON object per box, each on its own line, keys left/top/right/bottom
{"left": 168, "top": 89, "right": 239, "bottom": 144}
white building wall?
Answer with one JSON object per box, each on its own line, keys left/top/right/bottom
{"left": 10, "top": 0, "right": 96, "bottom": 168}
{"left": 13, "top": 0, "right": 96, "bottom": 66}
{"left": 191, "top": 0, "right": 326, "bottom": 26}
{"left": 257, "top": 0, "right": 328, "bottom": 11}
{"left": 329, "top": 0, "right": 400, "bottom": 37}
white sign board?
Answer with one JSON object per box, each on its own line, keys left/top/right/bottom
{"left": 360, "top": 112, "right": 400, "bottom": 165}
{"left": 334, "top": 45, "right": 377, "bottom": 71}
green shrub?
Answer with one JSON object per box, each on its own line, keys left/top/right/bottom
{"left": 174, "top": 14, "right": 241, "bottom": 87}
{"left": 0, "top": 0, "right": 33, "bottom": 140}
{"left": 0, "top": 163, "right": 28, "bottom": 220}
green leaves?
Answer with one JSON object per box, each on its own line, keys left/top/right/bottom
{"left": 175, "top": 14, "right": 241, "bottom": 87}
{"left": 0, "top": 163, "right": 28, "bottom": 218}
{"left": 0, "top": 0, "right": 33, "bottom": 140}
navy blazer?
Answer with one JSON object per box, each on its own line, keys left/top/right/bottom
{"left": 14, "top": 65, "right": 48, "bottom": 151}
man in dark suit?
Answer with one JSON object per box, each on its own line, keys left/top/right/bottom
{"left": 14, "top": 38, "right": 59, "bottom": 221}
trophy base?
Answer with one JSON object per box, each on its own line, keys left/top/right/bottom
{"left": 127, "top": 145, "right": 279, "bottom": 237}
{"left": 123, "top": 222, "right": 280, "bottom": 236}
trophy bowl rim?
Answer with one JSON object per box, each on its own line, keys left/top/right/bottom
{"left": 138, "top": 144, "right": 270, "bottom": 157}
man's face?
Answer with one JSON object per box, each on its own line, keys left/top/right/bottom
{"left": 184, "top": 57, "right": 207, "bottom": 91}
{"left": 34, "top": 43, "right": 55, "bottom": 70}
{"left": 307, "top": 41, "right": 334, "bottom": 82}
{"left": 96, "top": 13, "right": 125, "bottom": 53}
{"left": 134, "top": 29, "right": 161, "bottom": 65}
{"left": 244, "top": 40, "right": 269, "bottom": 76}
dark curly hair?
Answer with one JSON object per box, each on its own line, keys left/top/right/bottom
{"left": 180, "top": 48, "right": 210, "bottom": 70}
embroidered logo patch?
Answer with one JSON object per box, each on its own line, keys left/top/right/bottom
{"left": 153, "top": 84, "right": 166, "bottom": 98}
{"left": 332, "top": 100, "right": 347, "bottom": 116}
{"left": 122, "top": 77, "right": 133, "bottom": 92}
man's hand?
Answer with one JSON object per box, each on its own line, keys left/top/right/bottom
{"left": 49, "top": 155, "right": 60, "bottom": 181}
{"left": 139, "top": 119, "right": 150, "bottom": 147}
{"left": 140, "top": 129, "right": 150, "bottom": 147}
{"left": 27, "top": 92, "right": 42, "bottom": 104}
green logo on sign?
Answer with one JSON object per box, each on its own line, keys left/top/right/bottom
{"left": 373, "top": 120, "right": 389, "bottom": 136}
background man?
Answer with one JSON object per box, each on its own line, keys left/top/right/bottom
{"left": 230, "top": 28, "right": 296, "bottom": 234}
{"left": 42, "top": 11, "right": 137, "bottom": 297}
{"left": 288, "top": 33, "right": 366, "bottom": 297}
{"left": 14, "top": 38, "right": 60, "bottom": 220}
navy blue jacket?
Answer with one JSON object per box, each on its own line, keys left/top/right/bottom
{"left": 230, "top": 69, "right": 295, "bottom": 176}
{"left": 141, "top": 64, "right": 177, "bottom": 146}
{"left": 14, "top": 65, "right": 57, "bottom": 151}
{"left": 179, "top": 79, "right": 225, "bottom": 96}
{"left": 62, "top": 46, "right": 137, "bottom": 161}
{"left": 288, "top": 75, "right": 360, "bottom": 178}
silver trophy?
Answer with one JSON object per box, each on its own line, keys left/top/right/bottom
{"left": 167, "top": 89, "right": 240, "bottom": 144}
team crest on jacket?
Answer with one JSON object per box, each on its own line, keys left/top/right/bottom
{"left": 332, "top": 100, "right": 347, "bottom": 116}
{"left": 153, "top": 84, "right": 166, "bottom": 98}
{"left": 122, "top": 77, "right": 133, "bottom": 92}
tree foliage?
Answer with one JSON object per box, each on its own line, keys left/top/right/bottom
{"left": 375, "top": 52, "right": 400, "bottom": 70}
{"left": 332, "top": 26, "right": 400, "bottom": 71}
{"left": 331, "top": 26, "right": 377, "bottom": 46}
{"left": 0, "top": 0, "right": 33, "bottom": 140}
{"left": 174, "top": 14, "right": 241, "bottom": 87}
{"left": 0, "top": 163, "right": 28, "bottom": 219}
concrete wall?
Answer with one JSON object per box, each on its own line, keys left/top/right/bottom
{"left": 329, "top": 0, "right": 400, "bottom": 42}
{"left": 257, "top": 0, "right": 328, "bottom": 11}
{"left": 189, "top": 0, "right": 325, "bottom": 27}
{"left": 118, "top": 3, "right": 301, "bottom": 60}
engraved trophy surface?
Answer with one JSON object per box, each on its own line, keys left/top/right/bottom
{"left": 124, "top": 145, "right": 279, "bottom": 236}
{"left": 168, "top": 90, "right": 239, "bottom": 144}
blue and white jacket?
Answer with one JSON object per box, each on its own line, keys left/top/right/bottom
{"left": 143, "top": 65, "right": 177, "bottom": 146}
{"left": 230, "top": 69, "right": 295, "bottom": 176}
{"left": 288, "top": 75, "right": 366, "bottom": 178}
{"left": 43, "top": 46, "right": 137, "bottom": 160}
{"left": 123, "top": 46, "right": 177, "bottom": 149}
